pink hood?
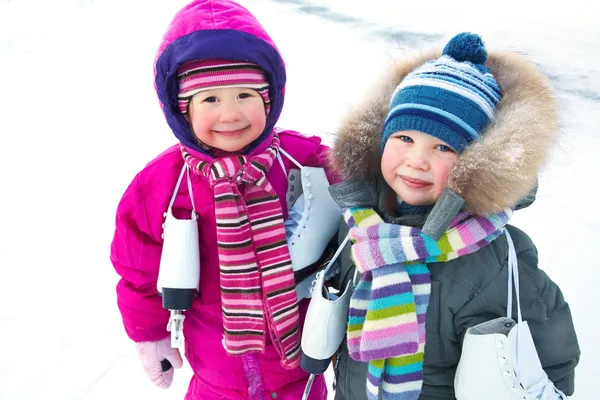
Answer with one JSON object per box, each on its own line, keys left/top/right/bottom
{"left": 153, "top": 0, "right": 287, "bottom": 157}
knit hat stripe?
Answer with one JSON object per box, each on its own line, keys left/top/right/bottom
{"left": 414, "top": 65, "right": 502, "bottom": 104}
{"left": 397, "top": 77, "right": 496, "bottom": 119}
{"left": 440, "top": 60, "right": 500, "bottom": 91}
{"left": 178, "top": 69, "right": 265, "bottom": 87}
{"left": 179, "top": 68, "right": 266, "bottom": 83}
{"left": 179, "top": 73, "right": 269, "bottom": 97}
{"left": 386, "top": 104, "right": 479, "bottom": 139}
{"left": 433, "top": 59, "right": 502, "bottom": 99}
{"left": 179, "top": 83, "right": 269, "bottom": 99}
{"left": 410, "top": 68, "right": 501, "bottom": 107}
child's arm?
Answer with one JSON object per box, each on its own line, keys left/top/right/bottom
{"left": 110, "top": 175, "right": 170, "bottom": 342}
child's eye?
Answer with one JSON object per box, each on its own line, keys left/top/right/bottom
{"left": 238, "top": 92, "right": 254, "bottom": 99}
{"left": 203, "top": 96, "right": 218, "bottom": 103}
{"left": 397, "top": 135, "right": 413, "bottom": 143}
{"left": 436, "top": 144, "right": 454, "bottom": 152}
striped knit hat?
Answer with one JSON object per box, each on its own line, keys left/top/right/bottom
{"left": 177, "top": 59, "right": 271, "bottom": 116}
{"left": 382, "top": 32, "right": 502, "bottom": 153}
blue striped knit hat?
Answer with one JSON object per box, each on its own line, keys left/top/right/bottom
{"left": 382, "top": 32, "right": 502, "bottom": 153}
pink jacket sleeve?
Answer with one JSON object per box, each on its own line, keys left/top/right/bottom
{"left": 281, "top": 129, "right": 341, "bottom": 184}
{"left": 110, "top": 175, "right": 170, "bottom": 342}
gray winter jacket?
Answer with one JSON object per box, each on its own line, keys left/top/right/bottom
{"left": 329, "top": 179, "right": 579, "bottom": 399}
{"left": 326, "top": 48, "right": 580, "bottom": 399}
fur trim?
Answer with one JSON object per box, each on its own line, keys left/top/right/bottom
{"left": 329, "top": 49, "right": 559, "bottom": 215}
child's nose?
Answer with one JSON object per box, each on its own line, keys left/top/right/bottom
{"left": 406, "top": 150, "right": 430, "bottom": 171}
{"left": 219, "top": 101, "right": 241, "bottom": 122}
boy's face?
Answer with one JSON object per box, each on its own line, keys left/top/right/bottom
{"left": 381, "top": 130, "right": 459, "bottom": 206}
{"left": 188, "top": 87, "right": 267, "bottom": 153}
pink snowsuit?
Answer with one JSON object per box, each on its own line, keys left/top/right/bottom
{"left": 110, "top": 1, "right": 332, "bottom": 398}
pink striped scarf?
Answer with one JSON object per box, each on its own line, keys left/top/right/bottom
{"left": 181, "top": 135, "right": 301, "bottom": 369}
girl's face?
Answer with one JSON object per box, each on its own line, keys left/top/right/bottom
{"left": 381, "top": 130, "right": 459, "bottom": 206}
{"left": 188, "top": 87, "right": 267, "bottom": 153}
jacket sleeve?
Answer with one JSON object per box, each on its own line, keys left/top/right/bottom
{"left": 279, "top": 129, "right": 341, "bottom": 184}
{"left": 515, "top": 245, "right": 580, "bottom": 395}
{"left": 110, "top": 175, "right": 170, "bottom": 342}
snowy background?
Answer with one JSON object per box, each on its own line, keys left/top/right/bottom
{"left": 1, "top": 0, "right": 599, "bottom": 398}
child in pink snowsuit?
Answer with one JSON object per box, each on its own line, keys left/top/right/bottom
{"left": 110, "top": 1, "right": 334, "bottom": 398}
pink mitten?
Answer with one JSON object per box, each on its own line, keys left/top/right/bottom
{"left": 135, "top": 337, "right": 183, "bottom": 388}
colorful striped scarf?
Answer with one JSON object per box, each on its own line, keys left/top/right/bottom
{"left": 181, "top": 135, "right": 301, "bottom": 369}
{"left": 344, "top": 207, "right": 512, "bottom": 400}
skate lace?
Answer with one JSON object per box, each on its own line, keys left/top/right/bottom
{"left": 277, "top": 148, "right": 312, "bottom": 244}
{"left": 514, "top": 373, "right": 568, "bottom": 400}
{"left": 285, "top": 202, "right": 304, "bottom": 239}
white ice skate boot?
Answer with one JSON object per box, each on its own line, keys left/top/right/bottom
{"left": 299, "top": 235, "right": 352, "bottom": 400}
{"left": 284, "top": 166, "right": 341, "bottom": 271}
{"left": 455, "top": 318, "right": 567, "bottom": 400}
{"left": 278, "top": 148, "right": 342, "bottom": 300}
{"left": 454, "top": 230, "right": 567, "bottom": 400}
{"left": 285, "top": 189, "right": 341, "bottom": 300}
{"left": 301, "top": 263, "right": 352, "bottom": 374}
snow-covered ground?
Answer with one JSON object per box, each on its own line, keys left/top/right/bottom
{"left": 0, "top": 0, "right": 598, "bottom": 398}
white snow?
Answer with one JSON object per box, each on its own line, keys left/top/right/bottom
{"left": 0, "top": 0, "right": 598, "bottom": 399}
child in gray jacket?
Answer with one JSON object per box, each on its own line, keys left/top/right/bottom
{"left": 327, "top": 32, "right": 580, "bottom": 400}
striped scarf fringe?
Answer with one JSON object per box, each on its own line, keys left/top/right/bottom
{"left": 344, "top": 207, "right": 512, "bottom": 399}
{"left": 181, "top": 134, "right": 301, "bottom": 369}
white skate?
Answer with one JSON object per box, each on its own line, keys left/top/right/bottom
{"left": 455, "top": 229, "right": 568, "bottom": 400}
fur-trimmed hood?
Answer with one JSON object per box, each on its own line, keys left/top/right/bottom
{"left": 330, "top": 49, "right": 559, "bottom": 216}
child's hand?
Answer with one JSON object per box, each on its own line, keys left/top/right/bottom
{"left": 135, "top": 337, "right": 183, "bottom": 389}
